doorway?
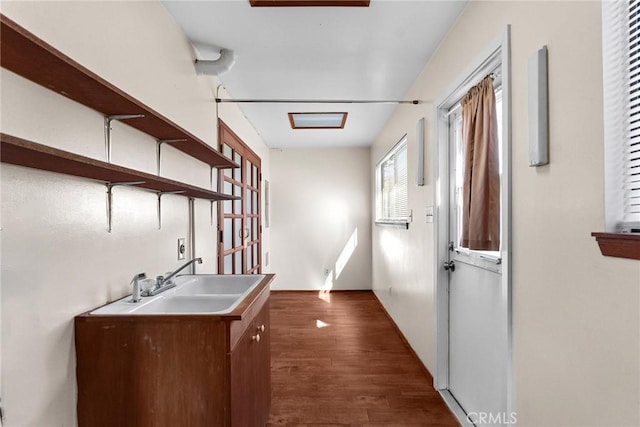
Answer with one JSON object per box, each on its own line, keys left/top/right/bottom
{"left": 218, "top": 120, "right": 262, "bottom": 274}
{"left": 434, "top": 27, "right": 512, "bottom": 426}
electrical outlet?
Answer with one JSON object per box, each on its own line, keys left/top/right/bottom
{"left": 324, "top": 269, "right": 330, "bottom": 277}
{"left": 177, "top": 238, "right": 186, "bottom": 260}
{"left": 389, "top": 286, "right": 393, "bottom": 296}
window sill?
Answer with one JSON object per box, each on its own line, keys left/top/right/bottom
{"left": 591, "top": 232, "right": 640, "bottom": 260}
{"left": 375, "top": 221, "right": 410, "bottom": 230}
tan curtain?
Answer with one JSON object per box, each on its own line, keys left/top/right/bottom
{"left": 460, "top": 76, "right": 500, "bottom": 251}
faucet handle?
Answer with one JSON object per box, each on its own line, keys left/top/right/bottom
{"left": 155, "top": 275, "right": 164, "bottom": 288}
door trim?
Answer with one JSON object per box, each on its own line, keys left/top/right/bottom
{"left": 433, "top": 25, "right": 513, "bottom": 420}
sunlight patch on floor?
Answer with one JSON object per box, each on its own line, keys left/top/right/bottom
{"left": 318, "top": 269, "right": 333, "bottom": 303}
{"left": 315, "top": 319, "right": 330, "bottom": 328}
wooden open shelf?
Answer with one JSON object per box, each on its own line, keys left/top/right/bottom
{"left": 0, "top": 14, "right": 237, "bottom": 169}
{"left": 1, "top": 133, "right": 237, "bottom": 201}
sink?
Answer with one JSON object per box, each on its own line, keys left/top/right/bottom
{"left": 90, "top": 274, "right": 266, "bottom": 315}
{"left": 133, "top": 295, "right": 239, "bottom": 314}
{"left": 173, "top": 274, "right": 262, "bottom": 295}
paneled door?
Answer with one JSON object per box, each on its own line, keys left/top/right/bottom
{"left": 445, "top": 87, "right": 508, "bottom": 425}
{"left": 218, "top": 120, "right": 262, "bottom": 274}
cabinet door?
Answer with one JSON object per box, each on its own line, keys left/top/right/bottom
{"left": 230, "top": 301, "right": 271, "bottom": 426}
{"left": 230, "top": 326, "right": 258, "bottom": 426}
{"left": 254, "top": 301, "right": 271, "bottom": 426}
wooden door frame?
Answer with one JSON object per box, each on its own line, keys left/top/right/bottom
{"left": 433, "top": 26, "right": 512, "bottom": 424}
{"left": 217, "top": 119, "right": 262, "bottom": 274}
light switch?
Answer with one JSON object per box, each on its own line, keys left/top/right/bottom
{"left": 426, "top": 206, "right": 434, "bottom": 223}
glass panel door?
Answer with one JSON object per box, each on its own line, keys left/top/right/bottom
{"left": 218, "top": 120, "right": 262, "bottom": 274}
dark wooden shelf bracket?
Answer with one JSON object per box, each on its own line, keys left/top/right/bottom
{"left": 104, "top": 114, "right": 145, "bottom": 163}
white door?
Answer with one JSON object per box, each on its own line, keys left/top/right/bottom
{"left": 445, "top": 91, "right": 509, "bottom": 425}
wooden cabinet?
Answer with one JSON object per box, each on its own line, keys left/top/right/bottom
{"left": 75, "top": 274, "right": 274, "bottom": 427}
{"left": 230, "top": 299, "right": 271, "bottom": 426}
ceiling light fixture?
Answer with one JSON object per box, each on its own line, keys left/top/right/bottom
{"left": 288, "top": 112, "right": 348, "bottom": 129}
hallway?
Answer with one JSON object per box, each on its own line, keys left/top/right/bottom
{"left": 268, "top": 291, "right": 459, "bottom": 426}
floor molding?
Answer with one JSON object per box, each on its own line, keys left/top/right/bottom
{"left": 370, "top": 292, "right": 472, "bottom": 427}
{"left": 369, "top": 291, "right": 435, "bottom": 382}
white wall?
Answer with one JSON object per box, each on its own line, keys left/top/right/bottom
{"left": 269, "top": 148, "right": 371, "bottom": 290}
{"left": 0, "top": 2, "right": 269, "bottom": 425}
{"left": 372, "top": 1, "right": 640, "bottom": 426}
{"left": 371, "top": 102, "right": 436, "bottom": 370}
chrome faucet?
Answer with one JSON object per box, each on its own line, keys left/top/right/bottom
{"left": 142, "top": 257, "right": 203, "bottom": 297}
{"left": 160, "top": 257, "right": 202, "bottom": 285}
{"left": 131, "top": 273, "right": 146, "bottom": 303}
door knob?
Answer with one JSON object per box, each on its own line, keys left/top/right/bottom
{"left": 443, "top": 261, "right": 455, "bottom": 272}
{"left": 252, "top": 334, "right": 261, "bottom": 342}
{"left": 257, "top": 324, "right": 265, "bottom": 332}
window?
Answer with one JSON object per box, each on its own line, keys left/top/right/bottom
{"left": 375, "top": 135, "right": 409, "bottom": 226}
{"left": 602, "top": 0, "right": 640, "bottom": 232}
{"left": 594, "top": 0, "right": 640, "bottom": 260}
{"left": 451, "top": 87, "right": 503, "bottom": 256}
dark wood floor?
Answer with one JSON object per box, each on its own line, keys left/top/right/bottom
{"left": 267, "top": 291, "right": 460, "bottom": 426}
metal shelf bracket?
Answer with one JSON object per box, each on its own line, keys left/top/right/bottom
{"left": 157, "top": 191, "right": 186, "bottom": 230}
{"left": 210, "top": 166, "right": 217, "bottom": 226}
{"left": 104, "top": 114, "right": 145, "bottom": 163}
{"left": 105, "top": 181, "right": 145, "bottom": 232}
{"left": 156, "top": 139, "right": 187, "bottom": 175}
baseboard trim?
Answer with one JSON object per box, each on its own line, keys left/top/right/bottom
{"left": 370, "top": 292, "right": 467, "bottom": 426}
{"left": 369, "top": 291, "right": 434, "bottom": 382}
{"left": 440, "top": 390, "right": 475, "bottom": 427}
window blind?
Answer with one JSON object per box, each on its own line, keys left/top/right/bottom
{"left": 376, "top": 136, "right": 409, "bottom": 223}
{"left": 603, "top": 0, "right": 640, "bottom": 230}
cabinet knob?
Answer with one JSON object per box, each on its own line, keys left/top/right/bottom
{"left": 257, "top": 324, "right": 265, "bottom": 333}
{"left": 252, "top": 334, "right": 261, "bottom": 343}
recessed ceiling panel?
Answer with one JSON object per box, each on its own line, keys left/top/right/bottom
{"left": 289, "top": 112, "right": 347, "bottom": 129}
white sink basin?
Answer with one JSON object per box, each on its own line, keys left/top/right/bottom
{"left": 133, "top": 295, "right": 239, "bottom": 314}
{"left": 173, "top": 274, "right": 260, "bottom": 295}
{"left": 90, "top": 274, "right": 266, "bottom": 315}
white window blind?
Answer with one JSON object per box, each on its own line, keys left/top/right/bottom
{"left": 603, "top": 0, "right": 640, "bottom": 231}
{"left": 376, "top": 135, "right": 409, "bottom": 224}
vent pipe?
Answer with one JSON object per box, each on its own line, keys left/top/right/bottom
{"left": 194, "top": 48, "right": 236, "bottom": 76}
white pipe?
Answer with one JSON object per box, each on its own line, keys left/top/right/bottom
{"left": 194, "top": 49, "right": 236, "bottom": 75}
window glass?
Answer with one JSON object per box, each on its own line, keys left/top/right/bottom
{"left": 224, "top": 218, "right": 233, "bottom": 251}
{"left": 602, "top": 0, "right": 640, "bottom": 231}
{"left": 375, "top": 136, "right": 409, "bottom": 223}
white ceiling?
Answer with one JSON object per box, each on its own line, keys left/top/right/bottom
{"left": 162, "top": 0, "right": 467, "bottom": 148}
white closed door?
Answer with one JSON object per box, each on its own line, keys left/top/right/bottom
{"left": 445, "top": 92, "right": 508, "bottom": 425}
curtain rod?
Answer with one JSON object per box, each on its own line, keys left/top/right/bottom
{"left": 215, "top": 98, "right": 422, "bottom": 105}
